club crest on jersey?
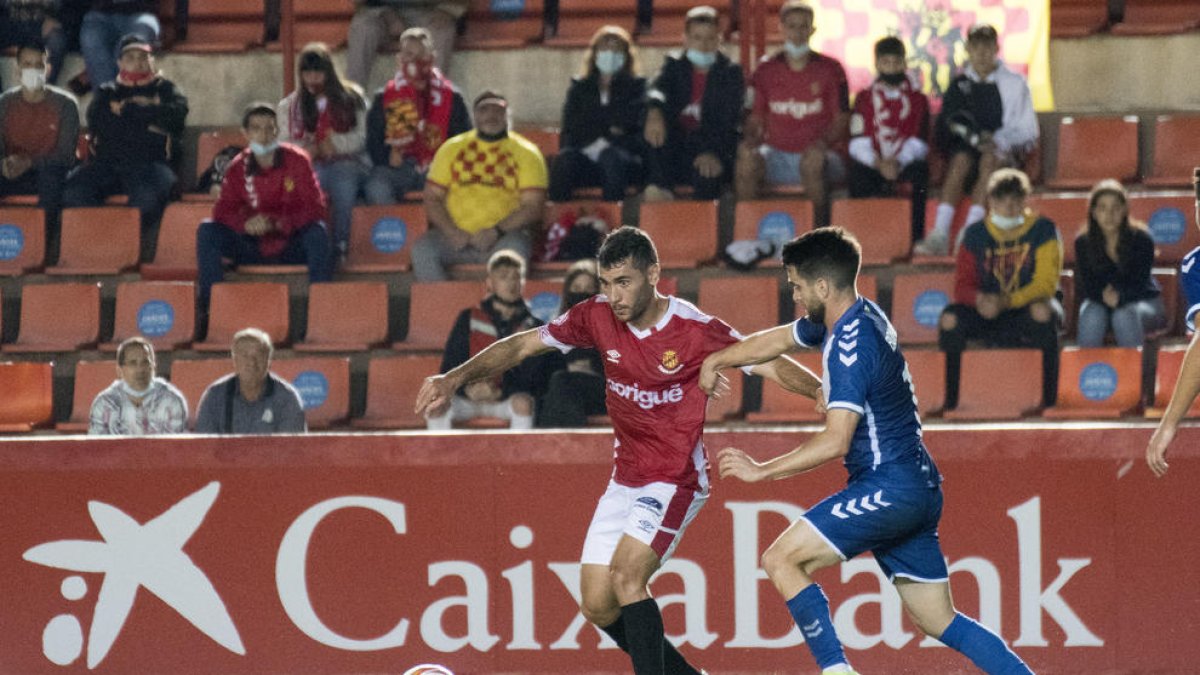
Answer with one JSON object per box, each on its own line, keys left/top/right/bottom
{"left": 657, "top": 350, "right": 683, "bottom": 374}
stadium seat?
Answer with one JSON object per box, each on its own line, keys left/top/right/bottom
{"left": 890, "top": 272, "right": 955, "bottom": 346}
{"left": 1145, "top": 115, "right": 1200, "bottom": 188}
{"left": 395, "top": 281, "right": 483, "bottom": 352}
{"left": 829, "top": 198, "right": 910, "bottom": 265}
{"left": 524, "top": 278, "right": 564, "bottom": 324}
{"left": 343, "top": 204, "right": 427, "bottom": 273}
{"left": 0, "top": 362, "right": 54, "bottom": 432}
{"left": 1146, "top": 345, "right": 1200, "bottom": 419}
{"left": 1110, "top": 0, "right": 1200, "bottom": 35}
{"left": 732, "top": 198, "right": 813, "bottom": 245}
{"left": 193, "top": 282, "right": 290, "bottom": 351}
{"left": 0, "top": 207, "right": 45, "bottom": 275}
{"left": 166, "top": 0, "right": 264, "bottom": 52}
{"left": 515, "top": 127, "right": 560, "bottom": 161}
{"left": 699, "top": 275, "right": 780, "bottom": 336}
{"left": 47, "top": 207, "right": 140, "bottom": 275}
{"left": 458, "top": 0, "right": 546, "bottom": 49}
{"left": 289, "top": 0, "right": 354, "bottom": 47}
{"left": 746, "top": 351, "right": 824, "bottom": 423}
{"left": 537, "top": 200, "right": 624, "bottom": 271}
{"left": 943, "top": 349, "right": 1044, "bottom": 420}
{"left": 904, "top": 348, "right": 946, "bottom": 417}
{"left": 352, "top": 354, "right": 442, "bottom": 429}
{"left": 57, "top": 360, "right": 118, "bottom": 432}
{"left": 271, "top": 356, "right": 351, "bottom": 429}
{"left": 706, "top": 369, "right": 744, "bottom": 422}
{"left": 1050, "top": 0, "right": 1110, "bottom": 37}
{"left": 102, "top": 281, "right": 197, "bottom": 352}
{"left": 140, "top": 202, "right": 209, "bottom": 280}
{"left": 188, "top": 127, "right": 244, "bottom": 198}
{"left": 1151, "top": 268, "right": 1180, "bottom": 339}
{"left": 168, "top": 358, "right": 232, "bottom": 428}
{"left": 544, "top": 0, "right": 635, "bottom": 46}
{"left": 297, "top": 282, "right": 389, "bottom": 352}
{"left": 1044, "top": 347, "right": 1142, "bottom": 419}
{"left": 1129, "top": 194, "right": 1200, "bottom": 265}
{"left": 1061, "top": 270, "right": 1077, "bottom": 340}
{"left": 4, "top": 283, "right": 101, "bottom": 353}
{"left": 1046, "top": 116, "right": 1140, "bottom": 190}
{"left": 1027, "top": 194, "right": 1087, "bottom": 267}
{"left": 638, "top": 200, "right": 718, "bottom": 268}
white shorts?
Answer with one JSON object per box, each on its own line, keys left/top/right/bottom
{"left": 580, "top": 479, "right": 708, "bottom": 566}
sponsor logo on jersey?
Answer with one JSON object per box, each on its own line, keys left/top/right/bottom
{"left": 605, "top": 349, "right": 621, "bottom": 364}
{"left": 768, "top": 97, "right": 823, "bottom": 120}
{"left": 607, "top": 380, "right": 684, "bottom": 410}
{"left": 657, "top": 350, "right": 684, "bottom": 375}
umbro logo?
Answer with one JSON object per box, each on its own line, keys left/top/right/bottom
{"left": 606, "top": 350, "right": 622, "bottom": 364}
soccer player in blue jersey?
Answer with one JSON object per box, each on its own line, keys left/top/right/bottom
{"left": 1147, "top": 166, "right": 1200, "bottom": 478}
{"left": 699, "top": 227, "right": 1033, "bottom": 675}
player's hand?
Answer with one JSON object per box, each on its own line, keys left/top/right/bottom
{"left": 244, "top": 215, "right": 272, "bottom": 236}
{"left": 699, "top": 356, "right": 724, "bottom": 396}
{"left": 1102, "top": 284, "right": 1120, "bottom": 309}
{"left": 976, "top": 293, "right": 1003, "bottom": 320}
{"left": 694, "top": 152, "right": 723, "bottom": 179}
{"left": 444, "top": 226, "right": 471, "bottom": 251}
{"left": 415, "top": 374, "right": 456, "bottom": 419}
{"left": 1146, "top": 423, "right": 1174, "bottom": 478}
{"left": 644, "top": 109, "right": 666, "bottom": 148}
{"left": 879, "top": 158, "right": 901, "bottom": 181}
{"left": 718, "top": 447, "right": 767, "bottom": 483}
{"left": 470, "top": 226, "right": 500, "bottom": 251}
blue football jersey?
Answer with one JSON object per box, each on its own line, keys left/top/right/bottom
{"left": 1182, "top": 247, "right": 1200, "bottom": 332}
{"left": 792, "top": 298, "right": 940, "bottom": 487}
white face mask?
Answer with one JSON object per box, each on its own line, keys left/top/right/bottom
{"left": 20, "top": 68, "right": 46, "bottom": 92}
{"left": 121, "top": 380, "right": 154, "bottom": 399}
{"left": 783, "top": 41, "right": 811, "bottom": 59}
{"left": 990, "top": 213, "right": 1025, "bottom": 230}
{"left": 594, "top": 49, "right": 626, "bottom": 75}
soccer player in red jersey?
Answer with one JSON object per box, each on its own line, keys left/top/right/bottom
{"left": 416, "top": 226, "right": 820, "bottom": 674}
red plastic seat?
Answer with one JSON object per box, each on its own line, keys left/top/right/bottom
{"left": 943, "top": 349, "right": 1044, "bottom": 420}
{"left": 57, "top": 360, "right": 118, "bottom": 432}
{"left": 1044, "top": 347, "right": 1142, "bottom": 419}
{"left": 141, "top": 202, "right": 209, "bottom": 280}
{"left": 102, "top": 281, "right": 196, "bottom": 352}
{"left": 271, "top": 356, "right": 351, "bottom": 429}
{"left": 904, "top": 348, "right": 946, "bottom": 417}
{"left": 47, "top": 207, "right": 140, "bottom": 275}
{"left": 536, "top": 200, "right": 625, "bottom": 272}
{"left": 829, "top": 198, "right": 910, "bottom": 265}
{"left": 1146, "top": 345, "right": 1200, "bottom": 419}
{"left": 890, "top": 272, "right": 955, "bottom": 346}
{"left": 194, "top": 282, "right": 290, "bottom": 351}
{"left": 352, "top": 355, "right": 442, "bottom": 429}
{"left": 166, "top": 0, "right": 264, "bottom": 52}
{"left": 1145, "top": 115, "right": 1200, "bottom": 188}
{"left": 458, "top": 0, "right": 546, "bottom": 49}
{"left": 638, "top": 200, "right": 718, "bottom": 268}
{"left": 544, "top": 0, "right": 637, "bottom": 47}
{"left": 515, "top": 127, "right": 560, "bottom": 161}
{"left": 4, "top": 283, "right": 101, "bottom": 353}
{"left": 1151, "top": 268, "right": 1180, "bottom": 339}
{"left": 732, "top": 198, "right": 813, "bottom": 245}
{"left": 396, "top": 280, "right": 485, "bottom": 352}
{"left": 1028, "top": 194, "right": 1088, "bottom": 267}
{"left": 186, "top": 127, "right": 244, "bottom": 199}
{"left": 0, "top": 361, "right": 54, "bottom": 432}
{"left": 1046, "top": 116, "right": 1140, "bottom": 190}
{"left": 343, "top": 204, "right": 427, "bottom": 273}
{"left": 1129, "top": 194, "right": 1200, "bottom": 265}
{"left": 1110, "top": 0, "right": 1200, "bottom": 35}
{"left": 1050, "top": 0, "right": 1110, "bottom": 37}
{"left": 297, "top": 282, "right": 389, "bottom": 352}
{"left": 168, "top": 358, "right": 232, "bottom": 428}
{"left": 0, "top": 207, "right": 45, "bottom": 275}
{"left": 699, "top": 275, "right": 780, "bottom": 336}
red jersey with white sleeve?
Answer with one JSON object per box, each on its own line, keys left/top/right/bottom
{"left": 539, "top": 295, "right": 740, "bottom": 492}
{"left": 848, "top": 78, "right": 930, "bottom": 166}
{"left": 750, "top": 51, "right": 849, "bottom": 153}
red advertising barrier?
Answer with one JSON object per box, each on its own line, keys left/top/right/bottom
{"left": 1, "top": 426, "right": 1197, "bottom": 674}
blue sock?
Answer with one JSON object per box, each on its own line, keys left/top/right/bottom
{"left": 785, "top": 584, "right": 848, "bottom": 670}
{"left": 940, "top": 613, "right": 1034, "bottom": 675}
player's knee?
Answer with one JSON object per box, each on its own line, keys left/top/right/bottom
{"left": 939, "top": 311, "right": 958, "bottom": 332}
{"left": 510, "top": 393, "right": 534, "bottom": 417}
{"left": 1028, "top": 301, "right": 1052, "bottom": 324}
{"left": 607, "top": 563, "right": 646, "bottom": 601}
{"left": 760, "top": 540, "right": 801, "bottom": 579}
{"left": 580, "top": 596, "right": 619, "bottom": 627}
{"left": 801, "top": 149, "right": 825, "bottom": 174}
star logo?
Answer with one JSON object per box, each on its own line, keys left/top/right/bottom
{"left": 23, "top": 482, "right": 245, "bottom": 668}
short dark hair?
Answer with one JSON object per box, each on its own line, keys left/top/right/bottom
{"left": 598, "top": 226, "right": 658, "bottom": 272}
{"left": 117, "top": 337, "right": 154, "bottom": 366}
{"left": 242, "top": 102, "right": 277, "bottom": 129}
{"left": 875, "top": 36, "right": 905, "bottom": 59}
{"left": 987, "top": 168, "right": 1032, "bottom": 199}
{"left": 781, "top": 227, "right": 861, "bottom": 291}
{"left": 16, "top": 38, "right": 46, "bottom": 57}
{"left": 967, "top": 24, "right": 999, "bottom": 45}
{"left": 684, "top": 5, "right": 719, "bottom": 31}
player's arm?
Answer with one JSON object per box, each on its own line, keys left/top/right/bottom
{"left": 1147, "top": 331, "right": 1200, "bottom": 477}
{"left": 719, "top": 408, "right": 858, "bottom": 482}
{"left": 700, "top": 324, "right": 797, "bottom": 395}
{"left": 751, "top": 355, "right": 821, "bottom": 401}
{"left": 415, "top": 329, "right": 553, "bottom": 418}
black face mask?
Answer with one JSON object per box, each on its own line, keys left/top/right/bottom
{"left": 879, "top": 72, "right": 907, "bottom": 86}
{"left": 563, "top": 291, "right": 595, "bottom": 310}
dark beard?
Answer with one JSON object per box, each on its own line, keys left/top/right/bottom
{"left": 476, "top": 128, "right": 509, "bottom": 142}
{"left": 807, "top": 303, "right": 825, "bottom": 325}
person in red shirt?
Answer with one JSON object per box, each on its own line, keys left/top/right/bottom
{"left": 735, "top": 0, "right": 849, "bottom": 227}
{"left": 196, "top": 103, "right": 332, "bottom": 320}
{"left": 416, "top": 226, "right": 820, "bottom": 675}
{"left": 848, "top": 36, "right": 931, "bottom": 247}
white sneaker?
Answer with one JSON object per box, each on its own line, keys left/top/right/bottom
{"left": 912, "top": 232, "right": 949, "bottom": 256}
{"left": 642, "top": 184, "right": 676, "bottom": 203}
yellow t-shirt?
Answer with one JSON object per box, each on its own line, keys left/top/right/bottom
{"left": 426, "top": 130, "right": 548, "bottom": 234}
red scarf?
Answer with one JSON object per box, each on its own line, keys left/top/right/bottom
{"left": 287, "top": 93, "right": 355, "bottom": 144}
{"left": 381, "top": 69, "right": 454, "bottom": 170}
{"left": 116, "top": 70, "right": 157, "bottom": 87}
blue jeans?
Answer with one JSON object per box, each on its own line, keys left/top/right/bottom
{"left": 314, "top": 159, "right": 367, "bottom": 254}
{"left": 411, "top": 227, "right": 532, "bottom": 282}
{"left": 1076, "top": 297, "right": 1168, "bottom": 347}
{"left": 62, "top": 160, "right": 176, "bottom": 262}
{"left": 364, "top": 161, "right": 425, "bottom": 205}
{"left": 79, "top": 10, "right": 160, "bottom": 88}
{"left": 195, "top": 220, "right": 333, "bottom": 307}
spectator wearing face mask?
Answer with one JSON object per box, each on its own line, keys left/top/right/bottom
{"left": 549, "top": 25, "right": 646, "bottom": 203}
{"left": 89, "top": 337, "right": 188, "bottom": 435}
{"left": 0, "top": 39, "right": 78, "bottom": 263}
{"left": 640, "top": 5, "right": 743, "bottom": 202}
{"left": 363, "top": 27, "right": 470, "bottom": 205}
{"left": 0, "top": 0, "right": 67, "bottom": 86}
{"left": 536, "top": 258, "right": 607, "bottom": 427}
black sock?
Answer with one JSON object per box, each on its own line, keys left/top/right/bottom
{"left": 622, "top": 598, "right": 665, "bottom": 674}
{"left": 600, "top": 615, "right": 630, "bottom": 652}
{"left": 607, "top": 603, "right": 700, "bottom": 674}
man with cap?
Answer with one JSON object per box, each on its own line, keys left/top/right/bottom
{"left": 411, "top": 90, "right": 547, "bottom": 281}
{"left": 63, "top": 33, "right": 187, "bottom": 263}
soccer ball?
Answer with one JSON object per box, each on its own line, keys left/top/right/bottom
{"left": 402, "top": 665, "right": 454, "bottom": 675}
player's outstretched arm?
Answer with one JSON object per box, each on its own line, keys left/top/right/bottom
{"left": 751, "top": 355, "right": 822, "bottom": 401}
{"left": 700, "top": 324, "right": 796, "bottom": 395}
{"left": 718, "top": 408, "right": 857, "bottom": 482}
{"left": 415, "top": 329, "right": 553, "bottom": 418}
{"left": 1148, "top": 331, "right": 1200, "bottom": 477}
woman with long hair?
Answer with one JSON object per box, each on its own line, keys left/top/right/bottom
{"left": 1073, "top": 179, "right": 1167, "bottom": 347}
{"left": 278, "top": 42, "right": 368, "bottom": 259}
{"left": 548, "top": 25, "right": 646, "bottom": 202}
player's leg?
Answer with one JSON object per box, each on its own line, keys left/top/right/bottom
{"left": 609, "top": 535, "right": 672, "bottom": 674}
{"left": 896, "top": 580, "right": 1034, "bottom": 674}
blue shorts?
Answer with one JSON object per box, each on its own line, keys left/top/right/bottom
{"left": 802, "top": 480, "right": 949, "bottom": 583}
{"left": 761, "top": 145, "right": 846, "bottom": 186}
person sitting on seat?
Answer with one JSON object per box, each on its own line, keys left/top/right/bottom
{"left": 89, "top": 336, "right": 187, "bottom": 435}
{"left": 195, "top": 327, "right": 307, "bottom": 434}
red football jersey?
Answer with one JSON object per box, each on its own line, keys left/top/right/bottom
{"left": 750, "top": 52, "right": 849, "bottom": 153}
{"left": 850, "top": 79, "right": 930, "bottom": 159}
{"left": 539, "top": 295, "right": 740, "bottom": 491}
